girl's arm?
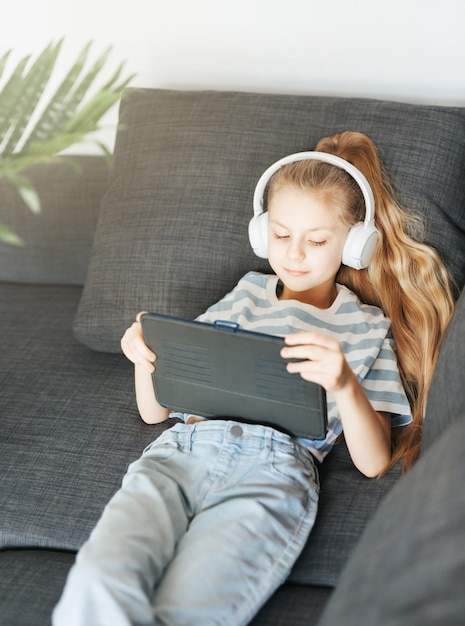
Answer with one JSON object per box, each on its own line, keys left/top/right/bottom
{"left": 281, "top": 331, "right": 391, "bottom": 477}
{"left": 120, "top": 312, "right": 169, "bottom": 424}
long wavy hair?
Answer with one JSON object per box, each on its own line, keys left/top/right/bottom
{"left": 268, "top": 131, "right": 455, "bottom": 473}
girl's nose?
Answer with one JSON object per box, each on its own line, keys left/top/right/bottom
{"left": 287, "top": 241, "right": 305, "bottom": 262}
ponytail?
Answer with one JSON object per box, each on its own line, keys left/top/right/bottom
{"left": 315, "top": 131, "right": 455, "bottom": 472}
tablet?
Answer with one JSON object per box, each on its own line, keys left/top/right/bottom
{"left": 141, "top": 313, "right": 327, "bottom": 439}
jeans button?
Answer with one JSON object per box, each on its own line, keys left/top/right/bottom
{"left": 230, "top": 425, "right": 243, "bottom": 437}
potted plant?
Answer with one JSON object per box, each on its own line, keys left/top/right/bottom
{"left": 0, "top": 39, "right": 134, "bottom": 244}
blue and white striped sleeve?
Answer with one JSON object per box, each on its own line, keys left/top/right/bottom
{"left": 361, "top": 337, "right": 412, "bottom": 427}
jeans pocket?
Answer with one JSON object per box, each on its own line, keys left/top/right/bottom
{"left": 270, "top": 447, "right": 300, "bottom": 484}
{"left": 142, "top": 429, "right": 183, "bottom": 461}
{"left": 270, "top": 444, "right": 318, "bottom": 492}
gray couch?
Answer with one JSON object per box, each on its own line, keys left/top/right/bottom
{"left": 1, "top": 88, "right": 465, "bottom": 626}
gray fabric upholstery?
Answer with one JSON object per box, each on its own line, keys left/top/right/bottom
{"left": 0, "top": 284, "right": 170, "bottom": 551}
{"left": 318, "top": 291, "right": 465, "bottom": 622}
{"left": 0, "top": 283, "right": 399, "bottom": 587}
{"left": 0, "top": 550, "right": 75, "bottom": 626}
{"left": 423, "top": 287, "right": 465, "bottom": 451}
{"left": 250, "top": 583, "right": 331, "bottom": 626}
{"left": 292, "top": 443, "right": 401, "bottom": 586}
{"left": 318, "top": 415, "right": 465, "bottom": 626}
{"left": 73, "top": 88, "right": 465, "bottom": 353}
{"left": 0, "top": 156, "right": 109, "bottom": 285}
{"left": 0, "top": 549, "right": 330, "bottom": 626}
{"left": 2, "top": 89, "right": 465, "bottom": 626}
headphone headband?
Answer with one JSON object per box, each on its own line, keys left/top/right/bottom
{"left": 253, "top": 151, "right": 375, "bottom": 226}
{"left": 249, "top": 150, "right": 379, "bottom": 268}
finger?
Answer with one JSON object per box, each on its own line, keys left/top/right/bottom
{"left": 132, "top": 314, "right": 156, "bottom": 361}
{"left": 133, "top": 333, "right": 156, "bottom": 362}
{"left": 133, "top": 345, "right": 156, "bottom": 369}
{"left": 135, "top": 310, "right": 148, "bottom": 324}
{"left": 286, "top": 351, "right": 350, "bottom": 392}
{"left": 281, "top": 343, "right": 329, "bottom": 362}
{"left": 139, "top": 359, "right": 156, "bottom": 374}
{"left": 286, "top": 360, "right": 327, "bottom": 386}
{"left": 121, "top": 325, "right": 156, "bottom": 369}
{"left": 284, "top": 331, "right": 338, "bottom": 350}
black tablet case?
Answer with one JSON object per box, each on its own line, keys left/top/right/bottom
{"left": 141, "top": 313, "right": 327, "bottom": 439}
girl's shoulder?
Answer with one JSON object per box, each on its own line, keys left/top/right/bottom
{"left": 238, "top": 271, "right": 270, "bottom": 288}
{"left": 336, "top": 284, "right": 390, "bottom": 323}
{"left": 233, "top": 271, "right": 276, "bottom": 296}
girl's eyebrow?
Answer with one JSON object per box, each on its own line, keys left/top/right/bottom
{"left": 269, "top": 219, "right": 336, "bottom": 233}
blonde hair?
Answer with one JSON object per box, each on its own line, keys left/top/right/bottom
{"left": 268, "top": 131, "right": 455, "bottom": 473}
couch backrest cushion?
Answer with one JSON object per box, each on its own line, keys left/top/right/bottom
{"left": 73, "top": 88, "right": 465, "bottom": 353}
{"left": 0, "top": 156, "right": 109, "bottom": 285}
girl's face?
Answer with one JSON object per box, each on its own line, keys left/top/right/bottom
{"left": 267, "top": 185, "right": 349, "bottom": 307}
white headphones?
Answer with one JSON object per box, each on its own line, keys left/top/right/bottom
{"left": 248, "top": 151, "right": 380, "bottom": 270}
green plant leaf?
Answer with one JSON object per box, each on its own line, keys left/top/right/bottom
{"left": 17, "top": 183, "right": 41, "bottom": 214}
{"left": 100, "top": 61, "right": 125, "bottom": 91}
{"left": 22, "top": 41, "right": 92, "bottom": 148}
{"left": 3, "top": 169, "right": 42, "bottom": 213}
{"left": 94, "top": 140, "right": 114, "bottom": 168}
{"left": 64, "top": 89, "right": 121, "bottom": 135}
{"left": 8, "top": 133, "right": 86, "bottom": 170}
{"left": 113, "top": 73, "right": 137, "bottom": 95}
{"left": 0, "top": 222, "right": 24, "bottom": 245}
{"left": 0, "top": 54, "right": 30, "bottom": 148}
{"left": 28, "top": 43, "right": 114, "bottom": 151}
{"left": 98, "top": 62, "right": 136, "bottom": 94}
{"left": 67, "top": 45, "right": 113, "bottom": 108}
{"left": 2, "top": 41, "right": 62, "bottom": 155}
{"left": 0, "top": 49, "right": 11, "bottom": 81}
{"left": 0, "top": 38, "right": 134, "bottom": 240}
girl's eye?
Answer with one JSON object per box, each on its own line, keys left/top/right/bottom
{"left": 309, "top": 240, "right": 327, "bottom": 247}
{"left": 273, "top": 233, "right": 289, "bottom": 240}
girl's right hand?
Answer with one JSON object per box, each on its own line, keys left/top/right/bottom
{"left": 120, "top": 311, "right": 157, "bottom": 373}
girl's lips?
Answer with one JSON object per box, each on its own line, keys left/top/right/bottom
{"left": 285, "top": 268, "right": 309, "bottom": 277}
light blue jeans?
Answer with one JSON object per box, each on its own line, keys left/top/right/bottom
{"left": 53, "top": 420, "right": 319, "bottom": 626}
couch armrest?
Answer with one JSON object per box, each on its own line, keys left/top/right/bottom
{"left": 318, "top": 415, "right": 465, "bottom": 626}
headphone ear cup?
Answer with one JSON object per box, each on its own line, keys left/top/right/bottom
{"left": 342, "top": 222, "right": 380, "bottom": 270}
{"left": 248, "top": 212, "right": 269, "bottom": 258}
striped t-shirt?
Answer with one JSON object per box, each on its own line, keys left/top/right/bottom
{"left": 171, "top": 271, "right": 412, "bottom": 461}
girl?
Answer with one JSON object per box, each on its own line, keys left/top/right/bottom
{"left": 53, "top": 131, "right": 454, "bottom": 626}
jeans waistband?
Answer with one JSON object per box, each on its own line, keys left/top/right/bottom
{"left": 170, "top": 419, "right": 305, "bottom": 455}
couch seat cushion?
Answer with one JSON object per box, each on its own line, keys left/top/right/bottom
{"left": 1, "top": 284, "right": 399, "bottom": 587}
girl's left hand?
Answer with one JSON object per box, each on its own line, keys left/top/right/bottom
{"left": 281, "top": 331, "right": 352, "bottom": 393}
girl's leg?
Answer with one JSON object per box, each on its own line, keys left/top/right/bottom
{"left": 52, "top": 428, "right": 196, "bottom": 626}
{"left": 53, "top": 421, "right": 318, "bottom": 626}
{"left": 151, "top": 423, "right": 319, "bottom": 626}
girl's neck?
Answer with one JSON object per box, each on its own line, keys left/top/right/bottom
{"left": 277, "top": 280, "right": 339, "bottom": 309}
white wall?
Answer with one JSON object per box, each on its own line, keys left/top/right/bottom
{"left": 2, "top": 0, "right": 465, "bottom": 152}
